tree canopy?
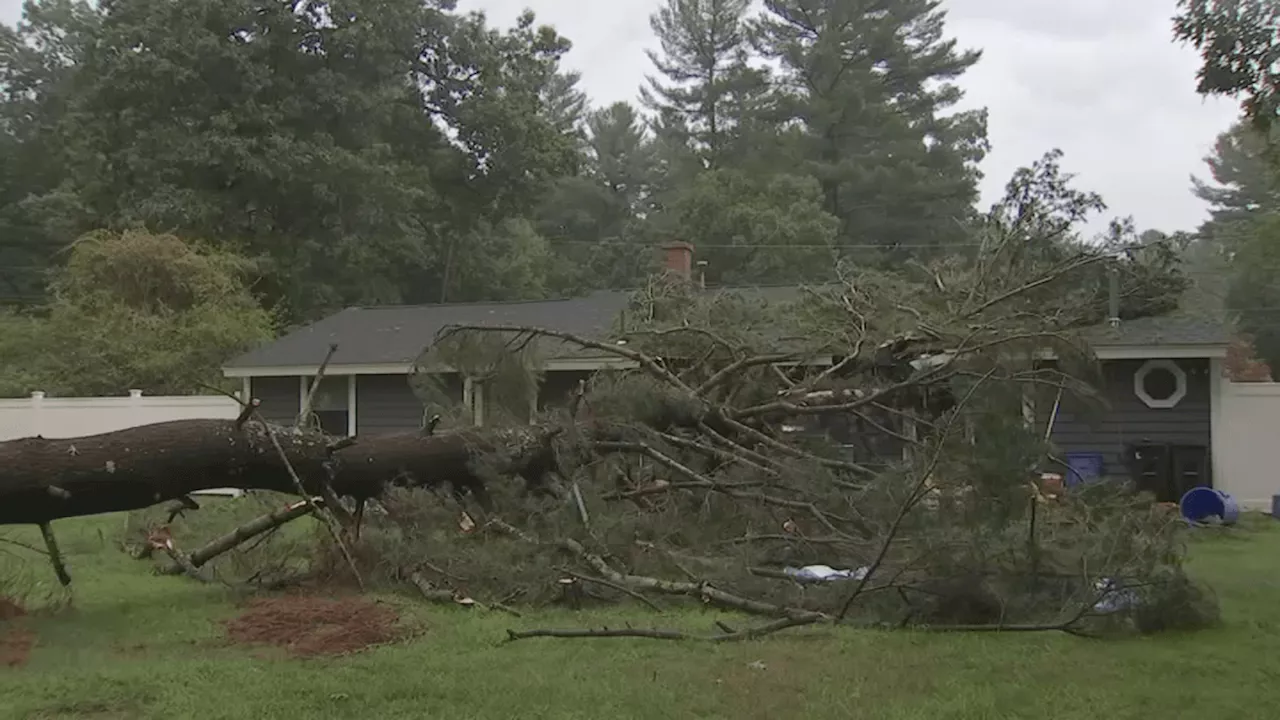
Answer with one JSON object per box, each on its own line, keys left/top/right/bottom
{"left": 1191, "top": 120, "right": 1280, "bottom": 369}
{"left": 0, "top": 0, "right": 1193, "bottom": 395}
{"left": 0, "top": 229, "right": 275, "bottom": 396}
{"left": 1174, "top": 0, "right": 1280, "bottom": 133}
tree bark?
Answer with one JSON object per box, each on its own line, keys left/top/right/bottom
{"left": 0, "top": 420, "right": 563, "bottom": 525}
{"left": 0, "top": 419, "right": 335, "bottom": 525}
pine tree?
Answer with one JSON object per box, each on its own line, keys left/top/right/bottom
{"left": 755, "top": 0, "right": 988, "bottom": 260}
{"left": 640, "top": 0, "right": 761, "bottom": 170}
{"left": 541, "top": 70, "right": 589, "bottom": 151}
{"left": 536, "top": 102, "right": 659, "bottom": 290}
{"left": 1192, "top": 121, "right": 1279, "bottom": 245}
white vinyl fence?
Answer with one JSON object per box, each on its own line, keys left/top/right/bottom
{"left": 1218, "top": 381, "right": 1280, "bottom": 511}
{"left": 0, "top": 390, "right": 244, "bottom": 496}
{"left": 0, "top": 390, "right": 241, "bottom": 441}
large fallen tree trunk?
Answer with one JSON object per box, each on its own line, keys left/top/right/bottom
{"left": 335, "top": 425, "right": 565, "bottom": 510}
{"left": 0, "top": 419, "right": 337, "bottom": 525}
{"left": 0, "top": 419, "right": 563, "bottom": 525}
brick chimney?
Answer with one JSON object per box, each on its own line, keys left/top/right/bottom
{"left": 662, "top": 241, "right": 693, "bottom": 281}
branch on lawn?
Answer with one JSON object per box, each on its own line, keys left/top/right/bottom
{"left": 504, "top": 615, "right": 823, "bottom": 643}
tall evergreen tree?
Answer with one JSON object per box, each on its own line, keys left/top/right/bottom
{"left": 1192, "top": 121, "right": 1279, "bottom": 248}
{"left": 640, "top": 0, "right": 763, "bottom": 170}
{"left": 537, "top": 102, "right": 658, "bottom": 290}
{"left": 754, "top": 0, "right": 988, "bottom": 260}
{"left": 1189, "top": 120, "right": 1280, "bottom": 368}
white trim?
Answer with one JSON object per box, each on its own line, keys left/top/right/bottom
{"left": 1035, "top": 345, "right": 1228, "bottom": 361}
{"left": 1134, "top": 359, "right": 1188, "bottom": 409}
{"left": 241, "top": 377, "right": 251, "bottom": 403}
{"left": 1096, "top": 345, "right": 1227, "bottom": 360}
{"left": 347, "top": 375, "right": 357, "bottom": 436}
{"left": 1209, "top": 357, "right": 1224, "bottom": 489}
{"left": 223, "top": 356, "right": 644, "bottom": 378}
{"left": 298, "top": 376, "right": 307, "bottom": 413}
{"left": 227, "top": 346, "right": 1226, "bottom": 379}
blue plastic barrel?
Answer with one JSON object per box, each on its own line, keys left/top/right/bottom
{"left": 1064, "top": 452, "right": 1105, "bottom": 486}
{"left": 1179, "top": 487, "right": 1240, "bottom": 525}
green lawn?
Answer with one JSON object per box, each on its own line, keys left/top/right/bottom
{"left": 2, "top": 512, "right": 1278, "bottom": 720}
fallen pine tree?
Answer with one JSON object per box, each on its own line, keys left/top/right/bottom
{"left": 0, "top": 160, "right": 1224, "bottom": 637}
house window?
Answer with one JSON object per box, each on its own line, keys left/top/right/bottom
{"left": 301, "top": 376, "right": 352, "bottom": 436}
{"left": 1134, "top": 360, "right": 1187, "bottom": 409}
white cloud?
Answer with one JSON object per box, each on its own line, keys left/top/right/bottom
{"left": 0, "top": 0, "right": 1242, "bottom": 234}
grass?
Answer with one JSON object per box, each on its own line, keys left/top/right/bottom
{"left": 2, "top": 511, "right": 1279, "bottom": 719}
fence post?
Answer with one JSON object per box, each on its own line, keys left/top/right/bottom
{"left": 30, "top": 391, "right": 44, "bottom": 438}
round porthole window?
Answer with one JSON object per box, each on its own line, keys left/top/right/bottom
{"left": 1134, "top": 359, "right": 1187, "bottom": 409}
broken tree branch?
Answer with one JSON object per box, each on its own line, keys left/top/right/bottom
{"left": 159, "top": 497, "right": 322, "bottom": 575}
{"left": 38, "top": 522, "right": 70, "bottom": 586}
{"left": 504, "top": 615, "right": 824, "bottom": 643}
{"left": 437, "top": 323, "right": 698, "bottom": 396}
{"left": 254, "top": 413, "right": 363, "bottom": 590}
{"left": 836, "top": 368, "right": 996, "bottom": 621}
{"left": 297, "top": 343, "right": 339, "bottom": 429}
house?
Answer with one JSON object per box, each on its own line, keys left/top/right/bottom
{"left": 222, "top": 243, "right": 1233, "bottom": 502}
{"left": 1036, "top": 315, "right": 1230, "bottom": 501}
{"left": 222, "top": 244, "right": 695, "bottom": 436}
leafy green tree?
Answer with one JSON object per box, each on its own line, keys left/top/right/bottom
{"left": 0, "top": 0, "right": 580, "bottom": 320}
{"left": 0, "top": 229, "right": 274, "bottom": 397}
{"left": 1174, "top": 0, "right": 1280, "bottom": 132}
{"left": 976, "top": 149, "right": 1187, "bottom": 326}
{"left": 0, "top": 0, "right": 100, "bottom": 305}
{"left": 658, "top": 169, "right": 840, "bottom": 285}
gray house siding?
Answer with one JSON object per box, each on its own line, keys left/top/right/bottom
{"left": 356, "top": 374, "right": 441, "bottom": 434}
{"left": 538, "top": 370, "right": 593, "bottom": 411}
{"left": 250, "top": 377, "right": 298, "bottom": 424}
{"left": 1046, "top": 359, "right": 1211, "bottom": 479}
{"left": 350, "top": 370, "right": 590, "bottom": 434}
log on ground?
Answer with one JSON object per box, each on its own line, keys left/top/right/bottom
{"left": 332, "top": 425, "right": 564, "bottom": 508}
{"left": 0, "top": 419, "right": 335, "bottom": 525}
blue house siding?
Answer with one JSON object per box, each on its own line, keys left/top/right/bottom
{"left": 1046, "top": 358, "right": 1212, "bottom": 479}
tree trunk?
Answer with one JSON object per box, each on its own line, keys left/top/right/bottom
{"left": 0, "top": 420, "right": 563, "bottom": 525}
{"left": 0, "top": 419, "right": 334, "bottom": 525}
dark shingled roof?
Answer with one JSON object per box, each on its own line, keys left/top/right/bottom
{"left": 224, "top": 290, "right": 634, "bottom": 369}
{"left": 1079, "top": 315, "right": 1231, "bottom": 347}
{"left": 1079, "top": 261, "right": 1233, "bottom": 348}
{"left": 225, "top": 278, "right": 1233, "bottom": 371}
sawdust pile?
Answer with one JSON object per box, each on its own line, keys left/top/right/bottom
{"left": 0, "top": 597, "right": 33, "bottom": 667}
{"left": 223, "top": 594, "right": 407, "bottom": 657}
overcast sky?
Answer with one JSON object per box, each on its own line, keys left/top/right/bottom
{"left": 0, "top": 0, "right": 1242, "bottom": 236}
